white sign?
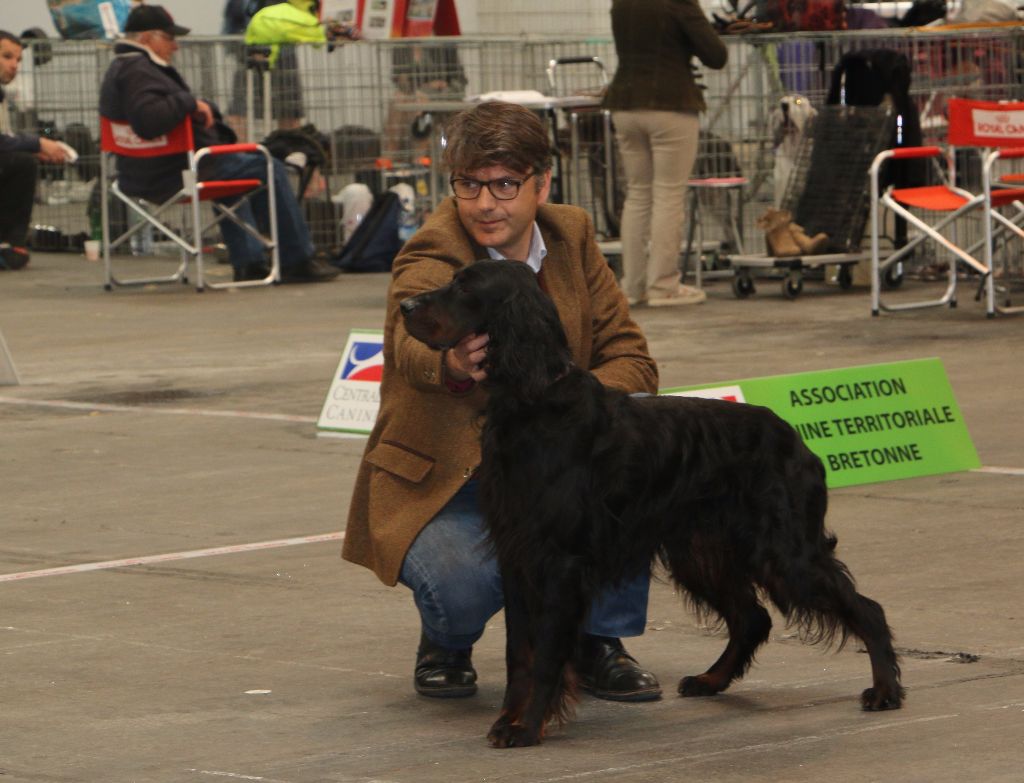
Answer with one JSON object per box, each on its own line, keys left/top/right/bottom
{"left": 361, "top": 0, "right": 397, "bottom": 39}
{"left": 320, "top": 0, "right": 359, "bottom": 26}
{"left": 972, "top": 108, "right": 1024, "bottom": 140}
{"left": 97, "top": 1, "right": 121, "bottom": 39}
{"left": 662, "top": 384, "right": 745, "bottom": 403}
{"left": 317, "top": 329, "right": 384, "bottom": 435}
{"left": 110, "top": 122, "right": 167, "bottom": 150}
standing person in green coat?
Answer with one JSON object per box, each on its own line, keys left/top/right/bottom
{"left": 603, "top": 0, "right": 727, "bottom": 307}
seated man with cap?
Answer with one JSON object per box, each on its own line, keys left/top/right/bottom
{"left": 99, "top": 4, "right": 338, "bottom": 283}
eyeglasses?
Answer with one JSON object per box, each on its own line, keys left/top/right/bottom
{"left": 449, "top": 173, "right": 534, "bottom": 201}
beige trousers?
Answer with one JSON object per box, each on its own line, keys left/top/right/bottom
{"left": 613, "top": 110, "right": 700, "bottom": 301}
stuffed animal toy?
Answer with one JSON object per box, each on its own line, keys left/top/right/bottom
{"left": 756, "top": 208, "right": 829, "bottom": 256}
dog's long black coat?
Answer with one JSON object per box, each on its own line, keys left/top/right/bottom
{"left": 401, "top": 260, "right": 903, "bottom": 748}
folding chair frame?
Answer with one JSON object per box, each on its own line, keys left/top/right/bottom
{"left": 682, "top": 176, "right": 747, "bottom": 290}
{"left": 546, "top": 56, "right": 614, "bottom": 214}
{"left": 870, "top": 145, "right": 994, "bottom": 316}
{"left": 100, "top": 117, "right": 281, "bottom": 292}
{"left": 983, "top": 147, "right": 1024, "bottom": 316}
{"left": 870, "top": 98, "right": 1024, "bottom": 318}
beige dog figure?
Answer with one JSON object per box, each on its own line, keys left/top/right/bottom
{"left": 757, "top": 208, "right": 829, "bottom": 257}
{"left": 772, "top": 94, "right": 817, "bottom": 206}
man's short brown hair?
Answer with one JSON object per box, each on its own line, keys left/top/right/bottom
{"left": 442, "top": 101, "right": 553, "bottom": 176}
{"left": 0, "top": 30, "right": 23, "bottom": 49}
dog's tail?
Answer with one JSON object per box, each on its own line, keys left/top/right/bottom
{"left": 780, "top": 554, "right": 857, "bottom": 650}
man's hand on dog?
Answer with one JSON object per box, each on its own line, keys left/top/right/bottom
{"left": 445, "top": 333, "right": 489, "bottom": 383}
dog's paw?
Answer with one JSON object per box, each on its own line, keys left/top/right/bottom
{"left": 861, "top": 685, "right": 904, "bottom": 711}
{"left": 678, "top": 675, "right": 722, "bottom": 697}
{"left": 488, "top": 721, "right": 541, "bottom": 748}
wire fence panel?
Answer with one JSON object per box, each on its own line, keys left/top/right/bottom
{"left": 7, "top": 28, "right": 1023, "bottom": 260}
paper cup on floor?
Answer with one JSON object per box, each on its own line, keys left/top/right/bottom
{"left": 84, "top": 240, "right": 101, "bottom": 261}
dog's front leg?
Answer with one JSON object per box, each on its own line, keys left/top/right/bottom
{"left": 488, "top": 564, "right": 585, "bottom": 748}
{"left": 488, "top": 569, "right": 534, "bottom": 748}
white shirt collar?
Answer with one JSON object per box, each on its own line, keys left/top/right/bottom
{"left": 485, "top": 222, "right": 547, "bottom": 273}
{"left": 120, "top": 39, "right": 171, "bottom": 68}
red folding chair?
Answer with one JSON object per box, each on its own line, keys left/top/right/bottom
{"left": 978, "top": 104, "right": 1024, "bottom": 316}
{"left": 99, "top": 115, "right": 280, "bottom": 291}
{"left": 870, "top": 97, "right": 1024, "bottom": 318}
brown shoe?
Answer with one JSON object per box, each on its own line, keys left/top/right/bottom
{"left": 577, "top": 634, "right": 662, "bottom": 702}
{"left": 414, "top": 633, "right": 478, "bottom": 698}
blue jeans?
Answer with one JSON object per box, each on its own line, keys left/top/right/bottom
{"left": 212, "top": 153, "right": 313, "bottom": 274}
{"left": 399, "top": 480, "right": 651, "bottom": 650}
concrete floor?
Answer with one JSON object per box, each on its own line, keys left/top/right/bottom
{"left": 2, "top": 252, "right": 1022, "bottom": 783}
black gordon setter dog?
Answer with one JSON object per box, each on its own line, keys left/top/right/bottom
{"left": 400, "top": 260, "right": 904, "bottom": 748}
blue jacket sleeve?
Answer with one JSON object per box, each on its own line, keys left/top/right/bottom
{"left": 0, "top": 132, "right": 41, "bottom": 154}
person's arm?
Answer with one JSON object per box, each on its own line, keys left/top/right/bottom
{"left": 387, "top": 247, "right": 473, "bottom": 395}
{"left": 673, "top": 0, "right": 728, "bottom": 70}
{"left": 0, "top": 132, "right": 41, "bottom": 154}
{"left": 119, "top": 67, "right": 198, "bottom": 139}
{"left": 579, "top": 214, "right": 659, "bottom": 394}
{"left": 0, "top": 132, "right": 68, "bottom": 162}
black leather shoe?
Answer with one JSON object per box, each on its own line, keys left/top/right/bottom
{"left": 414, "top": 633, "right": 477, "bottom": 698}
{"left": 232, "top": 263, "right": 271, "bottom": 282}
{"left": 577, "top": 634, "right": 662, "bottom": 702}
{"left": 281, "top": 258, "right": 341, "bottom": 283}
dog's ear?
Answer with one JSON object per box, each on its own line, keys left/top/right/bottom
{"left": 482, "top": 265, "right": 573, "bottom": 398}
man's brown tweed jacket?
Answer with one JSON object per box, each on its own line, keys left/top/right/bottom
{"left": 342, "top": 198, "right": 659, "bottom": 585}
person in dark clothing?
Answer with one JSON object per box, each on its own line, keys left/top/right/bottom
{"left": 98, "top": 5, "right": 338, "bottom": 283}
{"left": 0, "top": 30, "right": 71, "bottom": 270}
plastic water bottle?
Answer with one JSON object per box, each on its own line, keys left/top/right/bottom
{"left": 397, "top": 208, "right": 418, "bottom": 242}
{"left": 129, "top": 211, "right": 154, "bottom": 256}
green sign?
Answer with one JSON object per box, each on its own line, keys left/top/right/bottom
{"left": 661, "top": 358, "right": 980, "bottom": 488}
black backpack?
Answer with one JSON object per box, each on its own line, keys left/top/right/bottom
{"left": 261, "top": 124, "right": 329, "bottom": 202}
{"left": 262, "top": 124, "right": 328, "bottom": 167}
{"left": 331, "top": 192, "right": 403, "bottom": 273}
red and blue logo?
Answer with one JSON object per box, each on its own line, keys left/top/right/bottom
{"left": 340, "top": 338, "right": 384, "bottom": 382}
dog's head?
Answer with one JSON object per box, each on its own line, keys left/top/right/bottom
{"left": 400, "top": 259, "right": 572, "bottom": 392}
{"left": 771, "top": 94, "right": 816, "bottom": 148}
{"left": 400, "top": 259, "right": 536, "bottom": 350}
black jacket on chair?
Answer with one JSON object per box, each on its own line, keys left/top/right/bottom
{"left": 99, "top": 41, "right": 234, "bottom": 199}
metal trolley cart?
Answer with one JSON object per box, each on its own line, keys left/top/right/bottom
{"left": 724, "top": 104, "right": 894, "bottom": 299}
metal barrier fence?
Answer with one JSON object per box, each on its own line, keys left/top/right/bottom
{"left": 8, "top": 28, "right": 1023, "bottom": 258}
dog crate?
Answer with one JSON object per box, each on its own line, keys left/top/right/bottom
{"left": 723, "top": 104, "right": 894, "bottom": 298}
